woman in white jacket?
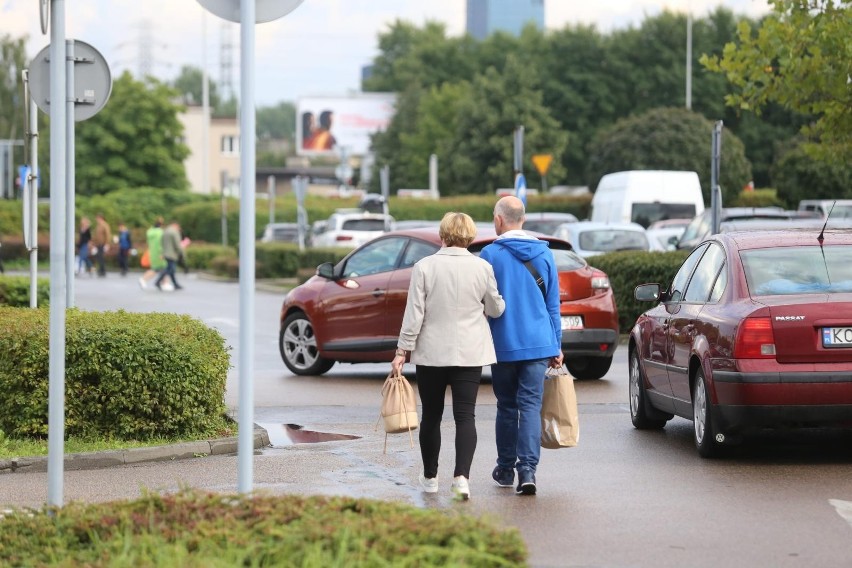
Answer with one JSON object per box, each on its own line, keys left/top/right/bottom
{"left": 391, "top": 212, "right": 505, "bottom": 500}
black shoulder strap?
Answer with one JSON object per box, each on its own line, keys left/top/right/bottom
{"left": 523, "top": 260, "right": 546, "bottom": 299}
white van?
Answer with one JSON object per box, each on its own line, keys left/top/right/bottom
{"left": 797, "top": 199, "right": 852, "bottom": 219}
{"left": 591, "top": 170, "right": 705, "bottom": 228}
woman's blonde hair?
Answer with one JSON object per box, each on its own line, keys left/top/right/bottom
{"left": 439, "top": 212, "right": 477, "bottom": 248}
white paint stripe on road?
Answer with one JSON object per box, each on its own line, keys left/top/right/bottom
{"left": 205, "top": 317, "right": 239, "bottom": 328}
{"left": 829, "top": 499, "right": 852, "bottom": 530}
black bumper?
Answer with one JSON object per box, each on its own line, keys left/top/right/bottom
{"left": 562, "top": 329, "right": 618, "bottom": 357}
{"left": 715, "top": 404, "right": 852, "bottom": 433}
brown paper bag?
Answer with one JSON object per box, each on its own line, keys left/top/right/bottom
{"left": 540, "top": 366, "right": 579, "bottom": 449}
{"left": 378, "top": 371, "right": 418, "bottom": 453}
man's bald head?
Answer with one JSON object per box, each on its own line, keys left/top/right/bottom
{"left": 493, "top": 196, "right": 526, "bottom": 234}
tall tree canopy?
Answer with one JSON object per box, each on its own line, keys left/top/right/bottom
{"left": 0, "top": 34, "right": 27, "bottom": 167}
{"left": 73, "top": 72, "right": 189, "bottom": 195}
{"left": 702, "top": 0, "right": 851, "bottom": 162}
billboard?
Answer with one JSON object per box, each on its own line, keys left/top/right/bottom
{"left": 296, "top": 93, "right": 396, "bottom": 157}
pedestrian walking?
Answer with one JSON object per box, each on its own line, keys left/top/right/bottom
{"left": 139, "top": 218, "right": 166, "bottom": 289}
{"left": 153, "top": 220, "right": 185, "bottom": 291}
{"left": 391, "top": 212, "right": 505, "bottom": 501}
{"left": 479, "top": 196, "right": 564, "bottom": 496}
{"left": 77, "top": 217, "right": 93, "bottom": 276}
{"left": 116, "top": 223, "right": 133, "bottom": 276}
{"left": 92, "top": 213, "right": 112, "bottom": 277}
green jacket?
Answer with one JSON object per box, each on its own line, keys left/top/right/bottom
{"left": 146, "top": 226, "right": 166, "bottom": 270}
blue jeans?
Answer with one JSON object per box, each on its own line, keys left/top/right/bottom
{"left": 491, "top": 359, "right": 549, "bottom": 473}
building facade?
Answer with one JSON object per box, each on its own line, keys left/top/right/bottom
{"left": 466, "top": 0, "right": 544, "bottom": 40}
{"left": 178, "top": 105, "right": 241, "bottom": 195}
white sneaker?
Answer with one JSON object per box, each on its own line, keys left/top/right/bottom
{"left": 451, "top": 475, "right": 470, "bottom": 501}
{"left": 161, "top": 282, "right": 175, "bottom": 292}
{"left": 138, "top": 277, "right": 147, "bottom": 290}
{"left": 419, "top": 472, "right": 439, "bottom": 494}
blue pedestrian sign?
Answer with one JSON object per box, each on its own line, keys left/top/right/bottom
{"left": 515, "top": 173, "right": 527, "bottom": 206}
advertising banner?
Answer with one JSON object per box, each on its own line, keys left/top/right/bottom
{"left": 297, "top": 93, "right": 396, "bottom": 157}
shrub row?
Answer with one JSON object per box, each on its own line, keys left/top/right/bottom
{"left": 0, "top": 275, "right": 50, "bottom": 306}
{"left": 0, "top": 308, "right": 230, "bottom": 440}
{"left": 0, "top": 490, "right": 528, "bottom": 567}
{"left": 588, "top": 250, "right": 690, "bottom": 333}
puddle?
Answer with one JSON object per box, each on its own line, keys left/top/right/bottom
{"left": 261, "top": 423, "right": 360, "bottom": 447}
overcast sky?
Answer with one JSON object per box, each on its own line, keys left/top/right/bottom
{"left": 3, "top": 0, "right": 771, "bottom": 106}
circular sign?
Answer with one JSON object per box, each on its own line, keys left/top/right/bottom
{"left": 196, "top": 0, "right": 304, "bottom": 23}
{"left": 28, "top": 40, "right": 113, "bottom": 121}
{"left": 39, "top": 0, "right": 50, "bottom": 34}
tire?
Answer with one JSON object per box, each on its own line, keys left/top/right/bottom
{"left": 629, "top": 350, "right": 668, "bottom": 429}
{"left": 693, "top": 368, "right": 722, "bottom": 458}
{"left": 279, "top": 313, "right": 335, "bottom": 376}
{"left": 565, "top": 356, "right": 612, "bottom": 380}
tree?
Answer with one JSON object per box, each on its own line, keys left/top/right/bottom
{"left": 701, "top": 0, "right": 852, "bottom": 162}
{"left": 171, "top": 65, "right": 221, "bottom": 108}
{"left": 73, "top": 72, "right": 190, "bottom": 194}
{"left": 771, "top": 137, "right": 852, "bottom": 205}
{"left": 0, "top": 34, "right": 27, "bottom": 183}
{"left": 585, "top": 107, "right": 752, "bottom": 205}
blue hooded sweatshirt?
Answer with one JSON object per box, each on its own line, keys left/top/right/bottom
{"left": 480, "top": 234, "right": 562, "bottom": 362}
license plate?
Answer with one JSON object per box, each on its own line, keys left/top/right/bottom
{"left": 561, "top": 316, "right": 583, "bottom": 330}
{"left": 822, "top": 327, "right": 852, "bottom": 348}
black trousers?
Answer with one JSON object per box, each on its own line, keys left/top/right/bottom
{"left": 416, "top": 365, "right": 482, "bottom": 479}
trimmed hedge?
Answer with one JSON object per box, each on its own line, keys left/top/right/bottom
{"left": 588, "top": 250, "right": 690, "bottom": 333}
{"left": 0, "top": 308, "right": 229, "bottom": 440}
{"left": 0, "top": 275, "right": 50, "bottom": 306}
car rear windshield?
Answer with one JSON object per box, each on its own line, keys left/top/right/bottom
{"left": 632, "top": 203, "right": 697, "bottom": 229}
{"left": 741, "top": 245, "right": 852, "bottom": 295}
{"left": 341, "top": 219, "right": 387, "bottom": 231}
{"left": 579, "top": 229, "right": 649, "bottom": 253}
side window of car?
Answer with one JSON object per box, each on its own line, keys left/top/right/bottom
{"left": 684, "top": 243, "right": 725, "bottom": 302}
{"left": 668, "top": 244, "right": 708, "bottom": 303}
{"left": 342, "top": 238, "right": 406, "bottom": 278}
{"left": 401, "top": 240, "right": 439, "bottom": 268}
{"left": 708, "top": 263, "right": 727, "bottom": 303}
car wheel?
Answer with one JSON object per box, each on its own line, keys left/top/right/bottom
{"left": 565, "top": 356, "right": 612, "bottom": 380}
{"left": 693, "top": 368, "right": 722, "bottom": 458}
{"left": 629, "top": 350, "right": 668, "bottom": 429}
{"left": 279, "top": 313, "right": 335, "bottom": 376}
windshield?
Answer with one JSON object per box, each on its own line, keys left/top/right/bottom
{"left": 631, "top": 203, "right": 697, "bottom": 229}
{"left": 579, "top": 229, "right": 648, "bottom": 253}
{"left": 341, "top": 219, "right": 387, "bottom": 231}
{"left": 741, "top": 245, "right": 852, "bottom": 295}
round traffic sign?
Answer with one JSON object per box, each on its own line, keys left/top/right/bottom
{"left": 196, "top": 0, "right": 304, "bottom": 23}
{"left": 28, "top": 40, "right": 112, "bottom": 121}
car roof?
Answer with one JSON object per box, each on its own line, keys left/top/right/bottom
{"left": 715, "top": 228, "right": 852, "bottom": 250}
{"left": 562, "top": 221, "right": 646, "bottom": 231}
{"left": 385, "top": 226, "right": 573, "bottom": 250}
{"left": 525, "top": 212, "right": 579, "bottom": 220}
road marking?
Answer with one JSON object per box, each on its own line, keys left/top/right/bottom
{"left": 829, "top": 499, "right": 852, "bottom": 530}
{"left": 205, "top": 317, "right": 239, "bottom": 328}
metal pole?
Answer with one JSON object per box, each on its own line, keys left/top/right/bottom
{"left": 48, "top": 0, "right": 68, "bottom": 508}
{"left": 221, "top": 171, "right": 228, "bottom": 246}
{"left": 66, "top": 39, "right": 75, "bottom": 307}
{"left": 710, "top": 120, "right": 723, "bottom": 235}
{"left": 268, "top": 175, "right": 275, "bottom": 224}
{"left": 686, "top": 10, "right": 693, "bottom": 110}
{"left": 29, "top": 97, "right": 39, "bottom": 308}
{"left": 202, "top": 12, "right": 210, "bottom": 194}
{"left": 429, "top": 154, "right": 438, "bottom": 198}
{"left": 237, "top": 0, "right": 256, "bottom": 494}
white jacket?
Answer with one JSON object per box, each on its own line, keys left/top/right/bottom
{"left": 398, "top": 247, "right": 505, "bottom": 367}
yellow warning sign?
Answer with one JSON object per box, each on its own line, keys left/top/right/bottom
{"left": 532, "top": 154, "right": 553, "bottom": 176}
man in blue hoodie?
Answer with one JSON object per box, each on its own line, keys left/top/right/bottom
{"left": 480, "top": 196, "right": 563, "bottom": 495}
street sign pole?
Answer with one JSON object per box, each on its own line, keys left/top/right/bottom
{"left": 47, "top": 0, "right": 68, "bottom": 508}
{"left": 65, "top": 40, "right": 75, "bottom": 306}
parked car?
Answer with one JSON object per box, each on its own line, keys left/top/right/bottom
{"left": 280, "top": 227, "right": 620, "bottom": 380}
{"left": 629, "top": 229, "right": 852, "bottom": 457}
{"left": 553, "top": 221, "right": 650, "bottom": 258}
{"left": 310, "top": 211, "right": 394, "bottom": 249}
{"left": 522, "top": 212, "right": 579, "bottom": 235}
{"left": 675, "top": 207, "right": 803, "bottom": 250}
{"left": 647, "top": 218, "right": 692, "bottom": 232}
{"left": 260, "top": 222, "right": 301, "bottom": 244}
{"left": 391, "top": 220, "right": 441, "bottom": 230}
{"left": 798, "top": 199, "right": 852, "bottom": 220}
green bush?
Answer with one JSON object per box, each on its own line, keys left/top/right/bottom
{"left": 730, "top": 188, "right": 786, "bottom": 208}
{"left": 0, "top": 308, "right": 229, "bottom": 440}
{"left": 0, "top": 490, "right": 528, "bottom": 567}
{"left": 0, "top": 276, "right": 50, "bottom": 306}
{"left": 589, "top": 250, "right": 689, "bottom": 333}
{"left": 255, "top": 242, "right": 301, "bottom": 278}
{"left": 185, "top": 243, "right": 236, "bottom": 270}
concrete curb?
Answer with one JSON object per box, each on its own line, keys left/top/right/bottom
{"left": 0, "top": 427, "right": 270, "bottom": 474}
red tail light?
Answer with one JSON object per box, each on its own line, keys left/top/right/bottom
{"left": 734, "top": 317, "right": 776, "bottom": 359}
{"left": 335, "top": 235, "right": 353, "bottom": 241}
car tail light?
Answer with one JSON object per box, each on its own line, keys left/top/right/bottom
{"left": 734, "top": 317, "right": 776, "bottom": 359}
{"left": 591, "top": 276, "right": 610, "bottom": 290}
{"left": 336, "top": 235, "right": 353, "bottom": 241}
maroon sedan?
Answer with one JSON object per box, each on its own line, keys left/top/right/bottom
{"left": 629, "top": 229, "right": 852, "bottom": 457}
{"left": 280, "top": 227, "right": 619, "bottom": 379}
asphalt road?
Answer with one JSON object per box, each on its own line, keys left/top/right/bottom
{"left": 3, "top": 270, "right": 852, "bottom": 567}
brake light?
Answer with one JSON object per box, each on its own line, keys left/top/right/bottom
{"left": 335, "top": 235, "right": 353, "bottom": 241}
{"left": 734, "top": 317, "right": 776, "bottom": 359}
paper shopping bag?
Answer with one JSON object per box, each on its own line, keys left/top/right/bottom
{"left": 540, "top": 366, "right": 579, "bottom": 449}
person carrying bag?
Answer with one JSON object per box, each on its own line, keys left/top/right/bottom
{"left": 378, "top": 370, "right": 419, "bottom": 453}
{"left": 541, "top": 365, "right": 580, "bottom": 449}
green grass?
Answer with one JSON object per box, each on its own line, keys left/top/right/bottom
{"left": 0, "top": 489, "right": 528, "bottom": 566}
{"left": 0, "top": 421, "right": 236, "bottom": 459}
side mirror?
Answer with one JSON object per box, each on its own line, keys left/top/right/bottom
{"left": 667, "top": 235, "right": 679, "bottom": 246}
{"left": 316, "top": 262, "right": 336, "bottom": 280}
{"left": 634, "top": 283, "right": 662, "bottom": 302}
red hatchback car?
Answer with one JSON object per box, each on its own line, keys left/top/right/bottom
{"left": 280, "top": 227, "right": 619, "bottom": 379}
{"left": 629, "top": 229, "right": 852, "bottom": 457}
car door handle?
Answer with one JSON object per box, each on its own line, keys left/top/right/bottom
{"left": 372, "top": 289, "right": 385, "bottom": 298}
